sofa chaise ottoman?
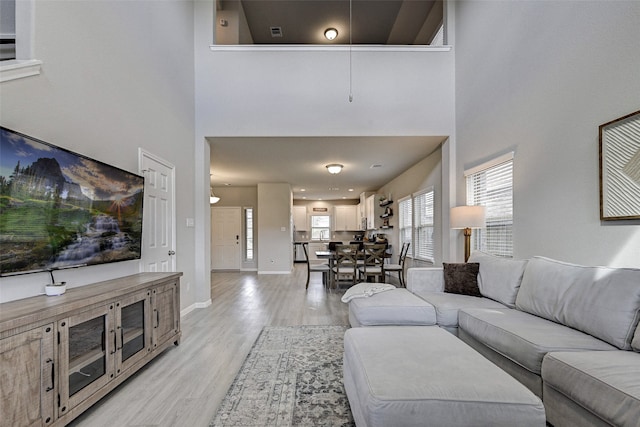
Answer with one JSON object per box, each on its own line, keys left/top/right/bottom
{"left": 343, "top": 326, "right": 546, "bottom": 427}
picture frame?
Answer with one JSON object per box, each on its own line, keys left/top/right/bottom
{"left": 599, "top": 110, "right": 640, "bottom": 220}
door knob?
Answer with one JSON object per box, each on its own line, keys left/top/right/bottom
{"left": 168, "top": 250, "right": 176, "bottom": 255}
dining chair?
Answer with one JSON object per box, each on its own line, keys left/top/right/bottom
{"left": 302, "top": 242, "right": 330, "bottom": 289}
{"left": 332, "top": 244, "right": 359, "bottom": 289}
{"left": 328, "top": 241, "right": 343, "bottom": 251}
{"left": 385, "top": 242, "right": 410, "bottom": 287}
{"left": 358, "top": 243, "right": 387, "bottom": 283}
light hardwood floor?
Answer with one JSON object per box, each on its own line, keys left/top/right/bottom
{"left": 69, "top": 264, "right": 350, "bottom": 427}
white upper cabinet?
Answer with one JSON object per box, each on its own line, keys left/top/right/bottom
{"left": 334, "top": 205, "right": 358, "bottom": 231}
{"left": 293, "top": 206, "right": 308, "bottom": 230}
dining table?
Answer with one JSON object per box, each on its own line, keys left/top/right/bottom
{"left": 315, "top": 248, "right": 391, "bottom": 289}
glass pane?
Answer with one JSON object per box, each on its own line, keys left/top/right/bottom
{"left": 68, "top": 315, "right": 106, "bottom": 396}
{"left": 121, "top": 300, "right": 145, "bottom": 362}
{"left": 311, "top": 215, "right": 330, "bottom": 227}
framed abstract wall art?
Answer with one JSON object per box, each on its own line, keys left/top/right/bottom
{"left": 599, "top": 110, "right": 640, "bottom": 220}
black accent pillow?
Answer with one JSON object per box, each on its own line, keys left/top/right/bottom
{"left": 443, "top": 263, "right": 481, "bottom": 297}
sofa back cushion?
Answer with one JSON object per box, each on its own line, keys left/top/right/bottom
{"left": 516, "top": 256, "right": 640, "bottom": 350}
{"left": 467, "top": 251, "right": 528, "bottom": 308}
{"left": 633, "top": 323, "right": 640, "bottom": 352}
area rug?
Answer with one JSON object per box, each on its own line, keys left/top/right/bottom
{"left": 210, "top": 325, "right": 354, "bottom": 427}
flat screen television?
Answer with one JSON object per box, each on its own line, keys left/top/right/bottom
{"left": 0, "top": 127, "right": 144, "bottom": 276}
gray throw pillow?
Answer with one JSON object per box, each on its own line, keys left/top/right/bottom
{"left": 443, "top": 263, "right": 481, "bottom": 297}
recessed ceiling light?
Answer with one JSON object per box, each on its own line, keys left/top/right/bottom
{"left": 348, "top": 188, "right": 354, "bottom": 192}
{"left": 300, "top": 188, "right": 306, "bottom": 192}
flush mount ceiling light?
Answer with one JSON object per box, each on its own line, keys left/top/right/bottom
{"left": 326, "top": 163, "right": 343, "bottom": 174}
{"left": 324, "top": 28, "right": 338, "bottom": 40}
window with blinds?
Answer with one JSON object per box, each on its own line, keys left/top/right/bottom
{"left": 465, "top": 153, "right": 514, "bottom": 257}
{"left": 414, "top": 188, "right": 435, "bottom": 262}
{"left": 398, "top": 196, "right": 412, "bottom": 253}
{"left": 245, "top": 207, "right": 254, "bottom": 260}
{"left": 398, "top": 189, "right": 434, "bottom": 262}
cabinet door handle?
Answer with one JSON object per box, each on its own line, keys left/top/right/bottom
{"left": 156, "top": 310, "right": 160, "bottom": 328}
{"left": 46, "top": 358, "right": 55, "bottom": 392}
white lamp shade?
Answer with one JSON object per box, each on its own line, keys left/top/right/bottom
{"left": 450, "top": 206, "right": 486, "bottom": 229}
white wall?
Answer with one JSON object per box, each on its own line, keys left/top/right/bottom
{"left": 455, "top": 1, "right": 640, "bottom": 267}
{"left": 257, "top": 183, "right": 292, "bottom": 273}
{"left": 0, "top": 1, "right": 197, "bottom": 304}
{"left": 194, "top": 1, "right": 457, "bottom": 273}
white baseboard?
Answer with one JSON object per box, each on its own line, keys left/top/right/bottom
{"left": 180, "top": 299, "right": 212, "bottom": 317}
{"left": 257, "top": 270, "right": 292, "bottom": 275}
{"left": 240, "top": 268, "right": 258, "bottom": 272}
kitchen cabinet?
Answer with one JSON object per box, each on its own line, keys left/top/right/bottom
{"left": 293, "top": 206, "right": 307, "bottom": 231}
{"left": 0, "top": 272, "right": 181, "bottom": 427}
{"left": 334, "top": 205, "right": 358, "bottom": 231}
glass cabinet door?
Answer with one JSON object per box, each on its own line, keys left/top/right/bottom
{"left": 116, "top": 291, "right": 151, "bottom": 375}
{"left": 68, "top": 314, "right": 106, "bottom": 396}
{"left": 58, "top": 304, "right": 115, "bottom": 416}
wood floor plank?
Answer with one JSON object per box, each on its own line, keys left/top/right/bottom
{"left": 68, "top": 265, "right": 350, "bottom": 426}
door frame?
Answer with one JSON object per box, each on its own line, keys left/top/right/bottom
{"left": 138, "top": 148, "right": 177, "bottom": 272}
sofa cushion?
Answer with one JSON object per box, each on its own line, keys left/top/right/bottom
{"left": 417, "top": 292, "right": 506, "bottom": 328}
{"left": 343, "top": 326, "right": 545, "bottom": 427}
{"left": 348, "top": 288, "right": 437, "bottom": 327}
{"left": 634, "top": 324, "right": 640, "bottom": 352}
{"left": 443, "top": 262, "right": 481, "bottom": 297}
{"left": 542, "top": 351, "right": 640, "bottom": 426}
{"left": 459, "top": 308, "right": 616, "bottom": 375}
{"left": 515, "top": 256, "right": 640, "bottom": 350}
{"left": 468, "top": 251, "right": 528, "bottom": 308}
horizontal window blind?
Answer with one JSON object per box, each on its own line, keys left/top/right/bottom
{"left": 466, "top": 158, "right": 513, "bottom": 257}
{"left": 414, "top": 188, "right": 434, "bottom": 262}
{"left": 398, "top": 196, "right": 412, "bottom": 255}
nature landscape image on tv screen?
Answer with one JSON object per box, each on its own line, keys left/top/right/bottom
{"left": 0, "top": 127, "right": 144, "bottom": 276}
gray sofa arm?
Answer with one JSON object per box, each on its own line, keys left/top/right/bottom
{"left": 406, "top": 268, "right": 444, "bottom": 294}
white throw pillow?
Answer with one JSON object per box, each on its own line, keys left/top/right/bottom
{"left": 468, "top": 251, "right": 528, "bottom": 308}
{"left": 341, "top": 282, "right": 396, "bottom": 303}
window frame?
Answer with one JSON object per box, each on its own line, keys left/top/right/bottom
{"left": 310, "top": 214, "right": 331, "bottom": 241}
{"left": 413, "top": 187, "right": 435, "bottom": 263}
{"left": 397, "top": 187, "right": 435, "bottom": 263}
{"left": 244, "top": 207, "right": 254, "bottom": 261}
{"left": 0, "top": 0, "right": 41, "bottom": 83}
{"left": 465, "top": 152, "right": 514, "bottom": 258}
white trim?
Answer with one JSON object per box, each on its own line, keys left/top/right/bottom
{"left": 138, "top": 148, "right": 177, "bottom": 272}
{"left": 0, "top": 59, "right": 41, "bottom": 82}
{"left": 210, "top": 44, "right": 452, "bottom": 53}
{"left": 257, "top": 270, "right": 292, "bottom": 275}
{"left": 464, "top": 151, "right": 515, "bottom": 177}
{"left": 180, "top": 299, "right": 212, "bottom": 317}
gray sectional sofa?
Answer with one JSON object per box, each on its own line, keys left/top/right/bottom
{"left": 346, "top": 251, "right": 640, "bottom": 426}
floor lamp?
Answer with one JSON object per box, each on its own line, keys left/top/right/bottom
{"left": 451, "top": 206, "right": 486, "bottom": 262}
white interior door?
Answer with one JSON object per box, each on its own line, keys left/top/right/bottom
{"left": 139, "top": 149, "right": 176, "bottom": 272}
{"left": 211, "top": 207, "right": 241, "bottom": 270}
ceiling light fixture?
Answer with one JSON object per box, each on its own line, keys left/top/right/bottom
{"left": 326, "top": 163, "right": 344, "bottom": 174}
{"left": 324, "top": 28, "right": 338, "bottom": 40}
{"left": 210, "top": 188, "right": 220, "bottom": 204}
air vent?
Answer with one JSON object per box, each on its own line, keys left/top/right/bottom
{"left": 270, "top": 27, "right": 283, "bottom": 38}
{"left": 370, "top": 164, "right": 383, "bottom": 169}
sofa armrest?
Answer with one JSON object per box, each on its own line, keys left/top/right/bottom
{"left": 406, "top": 268, "right": 444, "bottom": 294}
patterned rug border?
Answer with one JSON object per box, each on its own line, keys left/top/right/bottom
{"left": 210, "top": 325, "right": 354, "bottom": 427}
